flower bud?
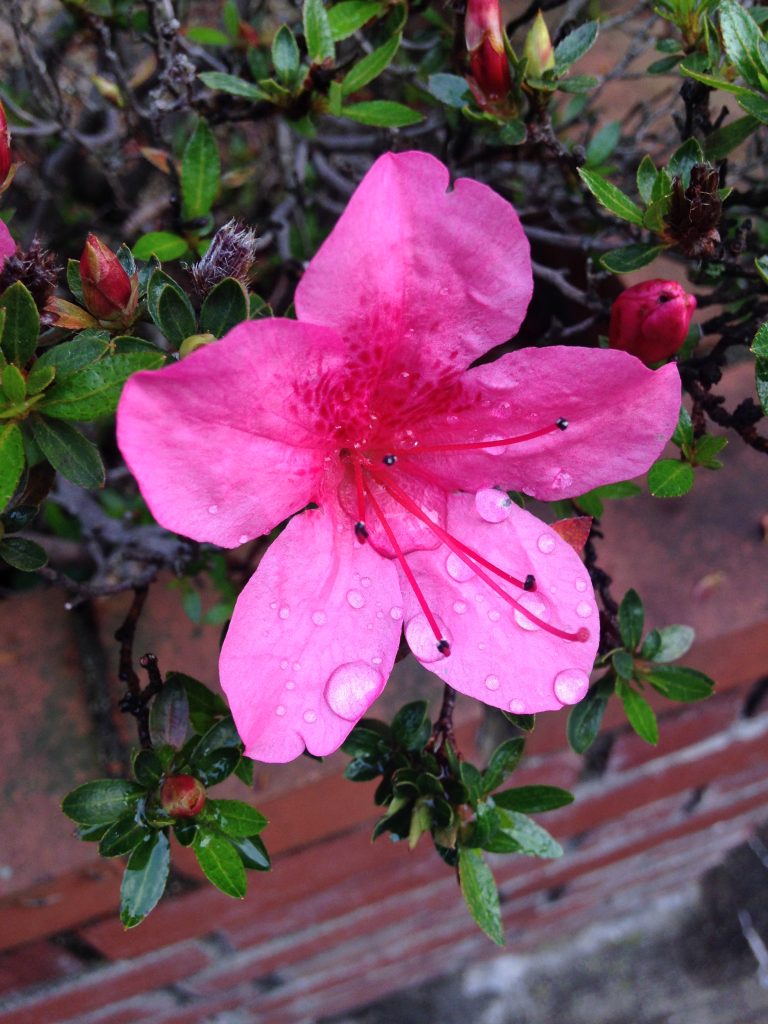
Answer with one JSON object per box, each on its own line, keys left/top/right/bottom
{"left": 79, "top": 233, "right": 138, "bottom": 325}
{"left": 179, "top": 333, "right": 216, "bottom": 358}
{"left": 609, "top": 279, "right": 696, "bottom": 364}
{"left": 0, "top": 100, "right": 14, "bottom": 193}
{"left": 523, "top": 12, "right": 555, "bottom": 77}
{"left": 465, "top": 0, "right": 512, "bottom": 100}
{"left": 190, "top": 219, "right": 258, "bottom": 297}
{"left": 160, "top": 775, "right": 206, "bottom": 818}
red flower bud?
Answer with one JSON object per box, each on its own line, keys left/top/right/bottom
{"left": 0, "top": 101, "right": 11, "bottom": 188}
{"left": 609, "top": 279, "right": 696, "bottom": 364}
{"left": 79, "top": 233, "right": 137, "bottom": 324}
{"left": 465, "top": 0, "right": 511, "bottom": 100}
{"left": 160, "top": 775, "right": 206, "bottom": 818}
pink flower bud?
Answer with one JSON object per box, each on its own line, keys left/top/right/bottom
{"left": 609, "top": 279, "right": 696, "bottom": 363}
{"left": 160, "top": 775, "right": 206, "bottom": 818}
{"left": 79, "top": 233, "right": 137, "bottom": 324}
{"left": 465, "top": 0, "right": 511, "bottom": 100}
{"left": 523, "top": 12, "right": 555, "bottom": 78}
{"left": 0, "top": 101, "right": 11, "bottom": 187}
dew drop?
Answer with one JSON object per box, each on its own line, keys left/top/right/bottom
{"left": 509, "top": 698, "right": 527, "bottom": 714}
{"left": 478, "top": 642, "right": 486, "bottom": 651}
{"left": 376, "top": 610, "right": 384, "bottom": 619}
{"left": 312, "top": 611, "right": 327, "bottom": 626}
{"left": 445, "top": 552, "right": 475, "bottom": 582}
{"left": 482, "top": 435, "right": 507, "bottom": 457}
{"left": 553, "top": 668, "right": 589, "bottom": 705}
{"left": 485, "top": 675, "right": 500, "bottom": 691}
{"left": 513, "top": 593, "right": 551, "bottom": 632}
{"left": 278, "top": 606, "right": 290, "bottom": 619}
{"left": 372, "top": 655, "right": 383, "bottom": 666}
{"left": 270, "top": 601, "right": 278, "bottom": 610}
{"left": 275, "top": 705, "right": 286, "bottom": 717}
{"left": 475, "top": 488, "right": 512, "bottom": 524}
{"left": 390, "top": 606, "right": 403, "bottom": 620}
{"left": 551, "top": 470, "right": 574, "bottom": 491}
{"left": 285, "top": 680, "right": 295, "bottom": 690}
{"left": 292, "top": 662, "right": 301, "bottom": 672}
{"left": 325, "top": 662, "right": 385, "bottom": 721}
{"left": 453, "top": 600, "right": 467, "bottom": 615}
{"left": 303, "top": 710, "right": 317, "bottom": 723}
{"left": 208, "top": 504, "right": 219, "bottom": 514}
{"left": 238, "top": 534, "right": 249, "bottom": 545}
{"left": 280, "top": 659, "right": 289, "bottom": 670}
{"left": 405, "top": 613, "right": 452, "bottom": 663}
{"left": 537, "top": 534, "right": 555, "bottom": 554}
{"left": 575, "top": 579, "right": 588, "bottom": 593}
{"left": 346, "top": 589, "right": 365, "bottom": 609}
{"left": 361, "top": 576, "right": 372, "bottom": 588}
{"left": 488, "top": 609, "right": 501, "bottom": 623}
{"left": 576, "top": 601, "right": 593, "bottom": 619}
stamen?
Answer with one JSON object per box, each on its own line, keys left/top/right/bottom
{"left": 354, "top": 522, "right": 369, "bottom": 541}
{"left": 382, "top": 454, "right": 397, "bottom": 465}
{"left": 363, "top": 482, "right": 451, "bottom": 657}
{"left": 524, "top": 574, "right": 536, "bottom": 591}
{"left": 353, "top": 458, "right": 367, "bottom": 542}
{"left": 394, "top": 420, "right": 567, "bottom": 456}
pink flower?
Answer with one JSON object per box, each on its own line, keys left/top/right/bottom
{"left": 117, "top": 152, "right": 681, "bottom": 763}
{"left": 609, "top": 279, "right": 696, "bottom": 364}
{"left": 0, "top": 220, "right": 15, "bottom": 266}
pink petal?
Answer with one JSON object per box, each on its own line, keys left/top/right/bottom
{"left": 0, "top": 220, "right": 15, "bottom": 263}
{"left": 404, "top": 347, "right": 681, "bottom": 499}
{"left": 295, "top": 151, "right": 532, "bottom": 374}
{"left": 117, "top": 319, "right": 346, "bottom": 546}
{"left": 399, "top": 493, "right": 599, "bottom": 713}
{"left": 219, "top": 506, "right": 403, "bottom": 762}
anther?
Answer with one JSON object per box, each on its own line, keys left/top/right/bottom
{"left": 354, "top": 521, "right": 368, "bottom": 542}
{"left": 382, "top": 454, "right": 397, "bottom": 466}
{"left": 437, "top": 639, "right": 451, "bottom": 657}
{"left": 555, "top": 418, "right": 569, "bottom": 431}
{"left": 524, "top": 574, "right": 536, "bottom": 592}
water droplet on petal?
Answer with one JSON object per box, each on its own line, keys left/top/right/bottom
{"left": 551, "top": 470, "right": 574, "bottom": 491}
{"left": 554, "top": 668, "right": 589, "bottom": 705}
{"left": 576, "top": 601, "right": 593, "bottom": 619}
{"left": 278, "top": 606, "right": 290, "bottom": 619}
{"left": 537, "top": 534, "right": 555, "bottom": 554}
{"left": 312, "top": 611, "right": 327, "bottom": 626}
{"left": 280, "top": 659, "right": 288, "bottom": 670}
{"left": 453, "top": 600, "right": 467, "bottom": 615}
{"left": 446, "top": 552, "right": 475, "bottom": 582}
{"left": 482, "top": 435, "right": 507, "bottom": 457}
{"left": 405, "top": 614, "right": 452, "bottom": 663}
{"left": 361, "top": 576, "right": 372, "bottom": 588}
{"left": 325, "top": 662, "right": 385, "bottom": 721}
{"left": 346, "top": 590, "right": 365, "bottom": 609}
{"left": 390, "top": 606, "right": 403, "bottom": 621}
{"left": 238, "top": 534, "right": 249, "bottom": 545}
{"left": 485, "top": 675, "right": 500, "bottom": 691}
{"left": 303, "top": 710, "right": 317, "bottom": 723}
{"left": 475, "top": 488, "right": 512, "bottom": 524}
{"left": 575, "top": 579, "right": 588, "bottom": 592}
{"left": 513, "top": 593, "right": 551, "bottom": 632}
{"left": 270, "top": 601, "right": 278, "bottom": 611}
{"left": 208, "top": 504, "right": 218, "bottom": 514}
{"left": 488, "top": 609, "right": 501, "bottom": 623}
{"left": 293, "top": 662, "right": 301, "bottom": 672}
{"left": 509, "top": 698, "right": 527, "bottom": 714}
{"left": 372, "top": 656, "right": 382, "bottom": 666}
{"left": 275, "top": 705, "right": 286, "bottom": 717}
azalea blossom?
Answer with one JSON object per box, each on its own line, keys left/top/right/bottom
{"left": 117, "top": 151, "right": 681, "bottom": 763}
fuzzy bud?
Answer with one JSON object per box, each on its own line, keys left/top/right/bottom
{"left": 79, "top": 233, "right": 138, "bottom": 325}
{"left": 465, "top": 0, "right": 512, "bottom": 100}
{"left": 663, "top": 165, "right": 722, "bottom": 259}
{"left": 523, "top": 12, "right": 555, "bottom": 78}
{"left": 0, "top": 237, "right": 61, "bottom": 311}
{"left": 191, "top": 219, "right": 258, "bottom": 297}
{"left": 609, "top": 279, "right": 696, "bottom": 364}
{"left": 160, "top": 775, "right": 206, "bottom": 818}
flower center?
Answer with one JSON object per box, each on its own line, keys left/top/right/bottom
{"left": 339, "top": 419, "right": 589, "bottom": 659}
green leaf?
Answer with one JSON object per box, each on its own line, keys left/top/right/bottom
{"left": 693, "top": 433, "right": 727, "bottom": 469}
{"left": 641, "top": 629, "right": 661, "bottom": 660}
{"left": 498, "top": 809, "right": 563, "bottom": 858}
{"left": 703, "top": 115, "right": 760, "bottom": 161}
{"left": 199, "top": 278, "right": 250, "bottom": 338}
{"left": 99, "top": 816, "right": 149, "bottom": 858}
{"left": 39, "top": 352, "right": 164, "bottom": 420}
{"left": 391, "top": 701, "right": 429, "bottom": 749}
{"left": 342, "top": 100, "right": 423, "bottom": 127}
{"left": 62, "top": 779, "right": 144, "bottom": 824}
{"left": 198, "top": 72, "right": 268, "bottom": 101}
{"left": 228, "top": 833, "right": 271, "bottom": 870}
{"left": 194, "top": 829, "right": 247, "bottom": 897}
{"left": 481, "top": 737, "right": 525, "bottom": 795}
{"left": 168, "top": 672, "right": 228, "bottom": 734}
{"left": 35, "top": 331, "right": 110, "bottom": 377}
{"left": 493, "top": 786, "right": 573, "bottom": 813}
{"left": 26, "top": 363, "right": 55, "bottom": 395}
{"left": 636, "top": 155, "right": 658, "bottom": 205}
{"left": 638, "top": 664, "right": 714, "bottom": 702}
{"left": 647, "top": 54, "right": 682, "bottom": 74}
{"left": 579, "top": 168, "right": 644, "bottom": 225}
{"left": 132, "top": 748, "right": 164, "bottom": 788}
{"left": 673, "top": 405, "right": 694, "bottom": 448}
{"left": 751, "top": 323, "right": 768, "bottom": 413}
{"left": 146, "top": 270, "right": 197, "bottom": 346}
{"left": 120, "top": 831, "right": 170, "bottom": 927}
{"left": 719, "top": 0, "right": 768, "bottom": 91}
{"left": 460, "top": 761, "right": 484, "bottom": 805}
{"left": 668, "top": 137, "right": 704, "bottom": 187}
{"left": 207, "top": 798, "right": 267, "bottom": 837}
{"left": 425, "top": 72, "right": 471, "bottom": 108}
{"left": 327, "top": 0, "right": 383, "bottom": 40}
{"left": 133, "top": 232, "right": 189, "bottom": 262}
{"left": 342, "top": 32, "right": 400, "bottom": 96}
{"left": 181, "top": 119, "right": 220, "bottom": 221}
{"left": 557, "top": 74, "right": 599, "bottom": 93}
{"left": 192, "top": 715, "right": 242, "bottom": 760}
{"left": 193, "top": 747, "right": 241, "bottom": 786}
{"left": 149, "top": 678, "right": 189, "bottom": 749}
{"left": 0, "top": 282, "right": 40, "bottom": 367}
{"left": 67, "top": 259, "right": 84, "bottom": 304}
{"left": 29, "top": 415, "right": 105, "bottom": 488}
{"left": 648, "top": 459, "right": 694, "bottom": 498}
{"left": 617, "top": 681, "right": 658, "bottom": 744}
{"left": 186, "top": 26, "right": 231, "bottom": 46}
{"left": 458, "top": 848, "right": 504, "bottom": 946}
{"left": 612, "top": 650, "right": 634, "bottom": 680}
{"left": 585, "top": 120, "right": 620, "bottom": 167}
{"left": 303, "top": 0, "right": 335, "bottom": 63}
{"left": 2, "top": 364, "right": 26, "bottom": 404}
{"left": 619, "top": 588, "right": 644, "bottom": 651}
{"left": 0, "top": 535, "right": 47, "bottom": 571}
{"left": 599, "top": 243, "right": 667, "bottom": 273}
{"left": 567, "top": 678, "right": 611, "bottom": 754}
{"left": 0, "top": 422, "right": 24, "bottom": 512}
{"left": 736, "top": 90, "right": 768, "bottom": 123}
{"left": 272, "top": 25, "right": 301, "bottom": 85}
{"left": 554, "top": 20, "right": 599, "bottom": 70}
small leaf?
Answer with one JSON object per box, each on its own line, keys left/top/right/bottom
{"left": 612, "top": 650, "right": 635, "bottom": 681}
{"left": 228, "top": 833, "right": 271, "bottom": 870}
{"left": 29, "top": 415, "right": 105, "bottom": 488}
{"left": 618, "top": 588, "right": 644, "bottom": 651}
{"left": 497, "top": 809, "right": 563, "bottom": 858}
{"left": 673, "top": 405, "right": 694, "bottom": 448}
{"left": 719, "top": 0, "right": 768, "bottom": 91}
{"left": 207, "top": 798, "right": 267, "bottom": 837}
{"left": 146, "top": 270, "right": 197, "bottom": 346}
{"left": 26, "top": 363, "right": 55, "bottom": 395}
{"left": 554, "top": 21, "right": 599, "bottom": 70}
{"left": 181, "top": 118, "right": 220, "bottom": 221}
{"left": 567, "top": 678, "right": 611, "bottom": 754}
{"left": 327, "top": 0, "right": 383, "bottom": 40}
{"left": 132, "top": 748, "right": 164, "bottom": 788}
{"left": 0, "top": 282, "right": 40, "bottom": 368}
{"left": 2, "top": 364, "right": 26, "bottom": 404}
{"left": 341, "top": 100, "right": 423, "bottom": 127}
{"left": 342, "top": 32, "right": 400, "bottom": 97}
{"left": 35, "top": 331, "right": 110, "bottom": 377}
{"left": 585, "top": 120, "right": 620, "bottom": 167}
{"left": 194, "top": 829, "right": 247, "bottom": 897}
{"left": 648, "top": 459, "right": 695, "bottom": 498}
{"left": 617, "top": 681, "right": 658, "bottom": 744}
{"left": 493, "top": 786, "right": 574, "bottom": 813}
{"left": 272, "top": 25, "right": 301, "bottom": 85}
{"left": 557, "top": 74, "right": 599, "bottom": 93}
{"left": 67, "top": 259, "right": 84, "bottom": 304}
{"left": 133, "top": 232, "right": 189, "bottom": 262}
{"left": 458, "top": 848, "right": 504, "bottom": 946}
{"left": 39, "top": 352, "right": 164, "bottom": 421}
{"left": 0, "top": 536, "right": 47, "bottom": 571}
{"left": 193, "top": 747, "right": 241, "bottom": 787}
{"left": 703, "top": 115, "right": 760, "bottom": 161}
{"left": 391, "top": 701, "right": 429, "bottom": 750}
{"left": 186, "top": 26, "right": 231, "bottom": 46}
{"left": 751, "top": 323, "right": 768, "bottom": 413}
{"left": 149, "top": 678, "right": 189, "bottom": 749}
{"left": 62, "top": 779, "right": 143, "bottom": 824}
{"left": 599, "top": 243, "right": 667, "bottom": 273}
{"left": 198, "top": 72, "right": 268, "bottom": 101}
{"left": 99, "top": 816, "right": 149, "bottom": 857}
{"left": 668, "top": 137, "right": 704, "bottom": 187}
{"left": 578, "top": 169, "right": 644, "bottom": 225}
{"left": 0, "top": 422, "right": 24, "bottom": 512}
{"left": 636, "top": 155, "right": 658, "bottom": 204}
{"left": 647, "top": 54, "right": 682, "bottom": 75}
{"left": 481, "top": 737, "right": 525, "bottom": 795}
{"left": 120, "top": 830, "right": 170, "bottom": 927}
{"left": 638, "top": 664, "right": 714, "bottom": 702}
{"left": 303, "top": 0, "right": 335, "bottom": 63}
{"left": 427, "top": 73, "right": 471, "bottom": 108}
{"left": 199, "top": 278, "right": 249, "bottom": 338}
{"left": 169, "top": 672, "right": 229, "bottom": 734}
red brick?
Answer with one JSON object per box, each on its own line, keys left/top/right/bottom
{"left": 0, "top": 941, "right": 82, "bottom": 997}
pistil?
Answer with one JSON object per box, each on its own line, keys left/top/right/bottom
{"left": 392, "top": 419, "right": 568, "bottom": 456}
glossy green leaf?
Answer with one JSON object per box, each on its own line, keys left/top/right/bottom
{"left": 198, "top": 72, "right": 268, "bottom": 101}
{"left": 391, "top": 701, "right": 429, "bottom": 749}
{"left": 617, "top": 681, "right": 658, "bottom": 744}
{"left": 99, "top": 816, "right": 149, "bottom": 857}
{"left": 636, "top": 155, "right": 658, "bottom": 204}
{"left": 719, "top": 0, "right": 768, "bottom": 91}
{"left": 207, "top": 799, "right": 267, "bottom": 837}
{"left": 228, "top": 833, "right": 271, "bottom": 870}
{"left": 303, "top": 0, "right": 335, "bottom": 63}
{"left": 668, "top": 137, "right": 704, "bottom": 187}
{"left": 35, "top": 331, "right": 110, "bottom": 377}
{"left": 647, "top": 54, "right": 681, "bottom": 74}
{"left": 693, "top": 433, "right": 727, "bottom": 469}
{"left": 0, "top": 422, "right": 24, "bottom": 512}
{"left": 167, "top": 672, "right": 228, "bottom": 734}
{"left": 120, "top": 830, "right": 170, "bottom": 927}
{"left": 638, "top": 664, "right": 714, "bottom": 702}
{"left": 2, "top": 364, "right": 25, "bottom": 404}
{"left": 26, "top": 363, "right": 55, "bottom": 396}
{"left": 272, "top": 25, "right": 301, "bottom": 85}
{"left": 146, "top": 270, "right": 197, "bottom": 346}
{"left": 579, "top": 168, "right": 644, "bottom": 224}
{"left": 149, "top": 678, "right": 189, "bottom": 749}
{"left": 703, "top": 115, "right": 760, "bottom": 161}
{"left": 458, "top": 848, "right": 504, "bottom": 946}
{"left": 557, "top": 74, "right": 599, "bottom": 93}
{"left": 193, "top": 747, "right": 240, "bottom": 786}
{"left": 585, "top": 120, "right": 620, "bottom": 167}
{"left": 39, "top": 352, "right": 164, "bottom": 420}
{"left": 599, "top": 243, "right": 667, "bottom": 273}
{"left": 29, "top": 415, "right": 105, "bottom": 488}
{"left": 342, "top": 32, "right": 400, "bottom": 96}
{"left": 0, "top": 535, "right": 47, "bottom": 571}
{"left": 181, "top": 119, "right": 220, "bottom": 221}
{"left": 67, "top": 259, "right": 84, "bottom": 304}
{"left": 554, "top": 20, "right": 599, "bottom": 70}
{"left": 427, "top": 72, "right": 471, "bottom": 108}
{"left": 498, "top": 809, "right": 563, "bottom": 858}
{"left": 0, "top": 282, "right": 40, "bottom": 367}
{"left": 342, "top": 100, "right": 423, "bottom": 127}
{"left": 199, "top": 278, "right": 250, "bottom": 338}
{"left": 493, "top": 786, "right": 574, "bottom": 813}
{"left": 133, "top": 232, "right": 188, "bottom": 262}
{"left": 132, "top": 748, "right": 164, "bottom": 788}
{"left": 736, "top": 90, "right": 768, "bottom": 123}
{"left": 751, "top": 323, "right": 768, "bottom": 413}
{"left": 62, "top": 779, "right": 144, "bottom": 824}
{"left": 481, "top": 738, "right": 525, "bottom": 795}
{"left": 648, "top": 459, "right": 694, "bottom": 498}
{"left": 612, "top": 650, "right": 634, "bottom": 680}
{"left": 327, "top": 0, "right": 383, "bottom": 40}
{"left": 673, "top": 405, "right": 694, "bottom": 448}
{"left": 194, "top": 829, "right": 247, "bottom": 897}
{"left": 567, "top": 678, "right": 611, "bottom": 754}
{"left": 618, "top": 588, "right": 644, "bottom": 651}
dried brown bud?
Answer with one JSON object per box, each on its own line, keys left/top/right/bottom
{"left": 0, "top": 238, "right": 61, "bottom": 311}
{"left": 190, "top": 219, "right": 258, "bottom": 297}
{"left": 663, "top": 164, "right": 722, "bottom": 259}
